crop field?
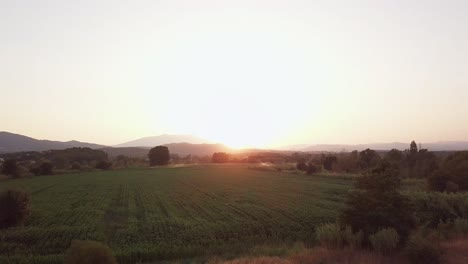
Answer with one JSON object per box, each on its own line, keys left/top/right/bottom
{"left": 0, "top": 164, "right": 353, "bottom": 263}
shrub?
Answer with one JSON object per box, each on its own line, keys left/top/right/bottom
{"left": 64, "top": 240, "right": 117, "bottom": 264}
{"left": 369, "top": 228, "right": 399, "bottom": 253}
{"left": 95, "top": 161, "right": 112, "bottom": 170}
{"left": 405, "top": 233, "right": 443, "bottom": 264}
{"left": 0, "top": 190, "right": 31, "bottom": 228}
{"left": 445, "top": 181, "right": 459, "bottom": 193}
{"left": 296, "top": 162, "right": 308, "bottom": 171}
{"left": 70, "top": 162, "right": 82, "bottom": 171}
{"left": 342, "top": 226, "right": 363, "bottom": 249}
{"left": 306, "top": 163, "right": 318, "bottom": 175}
{"left": 315, "top": 223, "right": 343, "bottom": 248}
{"left": 149, "top": 146, "right": 170, "bottom": 166}
{"left": 453, "top": 218, "right": 468, "bottom": 236}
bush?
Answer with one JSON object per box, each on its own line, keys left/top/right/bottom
{"left": 369, "top": 228, "right": 400, "bottom": 253}
{"left": 315, "top": 223, "right": 343, "bottom": 248}
{"left": 453, "top": 218, "right": 468, "bottom": 236}
{"left": 95, "top": 161, "right": 112, "bottom": 170}
{"left": 306, "top": 163, "right": 318, "bottom": 175}
{"left": 70, "top": 162, "right": 82, "bottom": 171}
{"left": 405, "top": 233, "right": 443, "bottom": 264}
{"left": 0, "top": 190, "right": 31, "bottom": 228}
{"left": 64, "top": 240, "right": 117, "bottom": 264}
{"left": 342, "top": 226, "right": 363, "bottom": 249}
{"left": 296, "top": 161, "right": 308, "bottom": 171}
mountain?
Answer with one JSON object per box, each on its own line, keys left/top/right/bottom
{"left": 0, "top": 131, "right": 106, "bottom": 153}
{"left": 115, "top": 134, "right": 211, "bottom": 147}
{"left": 282, "top": 141, "right": 468, "bottom": 152}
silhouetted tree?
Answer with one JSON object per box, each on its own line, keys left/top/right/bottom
{"left": 385, "top": 149, "right": 403, "bottom": 164}
{"left": 148, "top": 146, "right": 170, "bottom": 166}
{"left": 410, "top": 140, "right": 418, "bottom": 155}
{"left": 95, "top": 161, "right": 112, "bottom": 170}
{"left": 428, "top": 151, "right": 468, "bottom": 191}
{"left": 306, "top": 163, "right": 319, "bottom": 175}
{"left": 212, "top": 152, "right": 230, "bottom": 163}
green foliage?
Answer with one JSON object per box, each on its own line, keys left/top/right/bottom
{"left": 406, "top": 191, "right": 468, "bottom": 228}
{"left": 148, "top": 146, "right": 170, "bottom": 166}
{"left": 315, "top": 223, "right": 343, "bottom": 248}
{"left": 340, "top": 166, "right": 415, "bottom": 241}
{"left": 369, "top": 228, "right": 399, "bottom": 253}
{"left": 0, "top": 190, "right": 31, "bottom": 228}
{"left": 428, "top": 151, "right": 468, "bottom": 191}
{"left": 405, "top": 233, "right": 443, "bottom": 264}
{"left": 64, "top": 240, "right": 117, "bottom": 264}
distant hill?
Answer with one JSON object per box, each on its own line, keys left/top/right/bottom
{"left": 281, "top": 141, "right": 468, "bottom": 152}
{"left": 0, "top": 131, "right": 106, "bottom": 153}
{"left": 115, "top": 134, "right": 211, "bottom": 148}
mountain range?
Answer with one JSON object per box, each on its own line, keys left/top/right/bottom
{"left": 0, "top": 131, "right": 105, "bottom": 154}
{"left": 2, "top": 131, "right": 468, "bottom": 155}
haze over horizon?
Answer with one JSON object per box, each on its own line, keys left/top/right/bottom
{"left": 2, "top": 0, "right": 468, "bottom": 148}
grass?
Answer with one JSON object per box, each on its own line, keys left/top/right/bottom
{"left": 0, "top": 164, "right": 354, "bottom": 263}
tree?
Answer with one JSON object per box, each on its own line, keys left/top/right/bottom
{"left": 0, "top": 189, "right": 31, "bottom": 228}
{"left": 148, "top": 146, "right": 170, "bottom": 166}
{"left": 212, "top": 152, "right": 230, "bottom": 163}
{"left": 95, "top": 161, "right": 112, "bottom": 170}
{"left": 307, "top": 163, "right": 319, "bottom": 175}
{"left": 323, "top": 155, "right": 337, "bottom": 171}
{"left": 428, "top": 151, "right": 468, "bottom": 191}
{"left": 296, "top": 161, "right": 308, "bottom": 171}
{"left": 30, "top": 162, "right": 54, "bottom": 176}
{"left": 410, "top": 140, "right": 418, "bottom": 155}
{"left": 1, "top": 159, "right": 18, "bottom": 176}
{"left": 340, "top": 163, "right": 415, "bottom": 242}
{"left": 385, "top": 149, "right": 403, "bottom": 164}
{"left": 359, "top": 149, "right": 380, "bottom": 170}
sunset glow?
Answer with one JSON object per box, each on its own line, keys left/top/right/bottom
{"left": 1, "top": 1, "right": 468, "bottom": 147}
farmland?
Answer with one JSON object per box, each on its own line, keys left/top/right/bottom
{"left": 0, "top": 164, "right": 353, "bottom": 263}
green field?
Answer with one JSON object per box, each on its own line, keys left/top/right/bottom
{"left": 0, "top": 164, "right": 353, "bottom": 263}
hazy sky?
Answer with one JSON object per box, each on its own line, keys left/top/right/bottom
{"left": 1, "top": 0, "right": 467, "bottom": 148}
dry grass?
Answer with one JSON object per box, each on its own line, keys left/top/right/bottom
{"left": 214, "top": 238, "right": 468, "bottom": 264}
{"left": 441, "top": 237, "right": 468, "bottom": 264}
{"left": 213, "top": 247, "right": 408, "bottom": 264}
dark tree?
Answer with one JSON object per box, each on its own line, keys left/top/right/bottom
{"left": 0, "top": 189, "right": 31, "bottom": 228}
{"left": 428, "top": 151, "right": 468, "bottom": 191}
{"left": 359, "top": 149, "right": 380, "bottom": 170}
{"left": 323, "top": 155, "right": 337, "bottom": 170}
{"left": 340, "top": 164, "right": 415, "bottom": 242}
{"left": 148, "top": 146, "right": 170, "bottom": 166}
{"left": 30, "top": 162, "right": 54, "bottom": 176}
{"left": 95, "top": 161, "right": 112, "bottom": 170}
{"left": 212, "top": 152, "right": 230, "bottom": 163}
{"left": 1, "top": 159, "right": 18, "bottom": 176}
{"left": 410, "top": 140, "right": 418, "bottom": 155}
{"left": 385, "top": 149, "right": 403, "bottom": 163}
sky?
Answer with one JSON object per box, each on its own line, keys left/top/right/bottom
{"left": 1, "top": 0, "right": 467, "bottom": 148}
